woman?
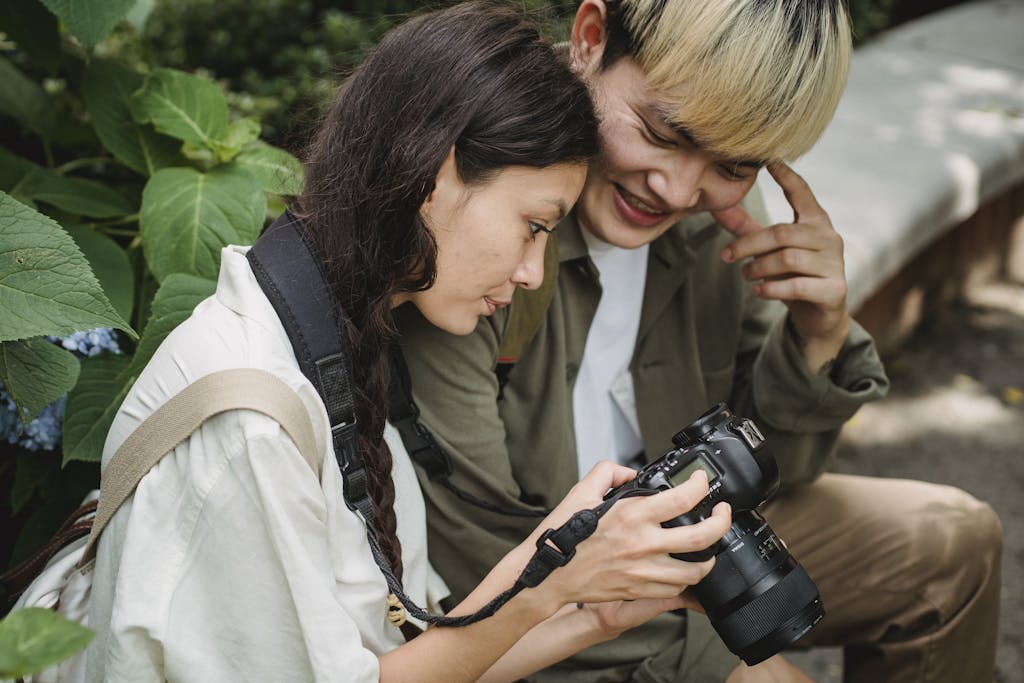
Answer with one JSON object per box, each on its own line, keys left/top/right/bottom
{"left": 86, "top": 4, "right": 731, "bottom": 682}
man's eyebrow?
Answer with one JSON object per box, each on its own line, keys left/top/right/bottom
{"left": 657, "top": 109, "right": 767, "bottom": 169}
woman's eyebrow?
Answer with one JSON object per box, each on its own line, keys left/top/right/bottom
{"left": 543, "top": 197, "right": 569, "bottom": 220}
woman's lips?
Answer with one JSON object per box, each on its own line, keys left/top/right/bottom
{"left": 613, "top": 184, "right": 671, "bottom": 228}
{"left": 483, "top": 297, "right": 510, "bottom": 315}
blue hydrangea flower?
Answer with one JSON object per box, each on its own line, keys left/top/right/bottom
{"left": 48, "top": 328, "right": 122, "bottom": 357}
{"left": 2, "top": 328, "right": 122, "bottom": 451}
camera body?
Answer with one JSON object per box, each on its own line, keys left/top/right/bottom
{"left": 603, "top": 404, "right": 824, "bottom": 665}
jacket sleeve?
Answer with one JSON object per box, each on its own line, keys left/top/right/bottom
{"left": 722, "top": 186, "right": 890, "bottom": 486}
{"left": 728, "top": 292, "right": 890, "bottom": 487}
{"left": 394, "top": 304, "right": 543, "bottom": 604}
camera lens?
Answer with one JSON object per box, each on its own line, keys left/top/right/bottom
{"left": 693, "top": 512, "right": 824, "bottom": 665}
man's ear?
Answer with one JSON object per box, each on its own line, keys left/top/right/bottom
{"left": 570, "top": 0, "right": 609, "bottom": 77}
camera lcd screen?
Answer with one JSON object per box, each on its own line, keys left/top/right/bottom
{"left": 670, "top": 455, "right": 718, "bottom": 487}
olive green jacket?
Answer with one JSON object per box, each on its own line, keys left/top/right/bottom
{"left": 395, "top": 198, "right": 889, "bottom": 674}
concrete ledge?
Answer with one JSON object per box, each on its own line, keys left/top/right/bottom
{"left": 759, "top": 0, "right": 1024, "bottom": 315}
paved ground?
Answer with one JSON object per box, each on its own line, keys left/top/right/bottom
{"left": 786, "top": 278, "right": 1024, "bottom": 682}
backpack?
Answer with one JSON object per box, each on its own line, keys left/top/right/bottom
{"left": 1, "top": 368, "right": 319, "bottom": 682}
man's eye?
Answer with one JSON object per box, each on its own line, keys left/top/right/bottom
{"left": 645, "top": 125, "right": 676, "bottom": 147}
{"left": 719, "top": 164, "right": 750, "bottom": 181}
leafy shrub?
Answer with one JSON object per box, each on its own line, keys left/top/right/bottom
{"left": 0, "top": 0, "right": 302, "bottom": 579}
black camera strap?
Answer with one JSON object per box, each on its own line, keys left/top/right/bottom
{"left": 247, "top": 212, "right": 602, "bottom": 633}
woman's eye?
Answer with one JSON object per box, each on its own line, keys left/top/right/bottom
{"left": 718, "top": 164, "right": 749, "bottom": 182}
{"left": 529, "top": 221, "right": 551, "bottom": 239}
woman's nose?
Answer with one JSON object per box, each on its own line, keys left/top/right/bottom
{"left": 512, "top": 235, "right": 548, "bottom": 290}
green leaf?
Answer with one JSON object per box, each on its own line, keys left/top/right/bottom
{"left": 125, "top": 0, "right": 156, "bottom": 31}
{"left": 63, "top": 274, "right": 213, "bottom": 464}
{"left": 130, "top": 68, "right": 229, "bottom": 149}
{"left": 0, "top": 0, "right": 62, "bottom": 73}
{"left": 11, "top": 451, "right": 53, "bottom": 515}
{"left": 38, "top": 0, "right": 135, "bottom": 49}
{"left": 64, "top": 224, "right": 134, "bottom": 322}
{"left": 234, "top": 143, "right": 304, "bottom": 196}
{"left": 139, "top": 166, "right": 265, "bottom": 282}
{"left": 0, "top": 337, "right": 79, "bottom": 423}
{"left": 0, "top": 56, "right": 56, "bottom": 138}
{"left": 0, "top": 607, "right": 93, "bottom": 679}
{"left": 209, "top": 118, "right": 261, "bottom": 162}
{"left": 0, "top": 149, "right": 135, "bottom": 218}
{"left": 30, "top": 176, "right": 135, "bottom": 219}
{"left": 83, "top": 60, "right": 180, "bottom": 176}
{"left": 61, "top": 352, "right": 132, "bottom": 464}
{"left": 0, "top": 191, "right": 135, "bottom": 342}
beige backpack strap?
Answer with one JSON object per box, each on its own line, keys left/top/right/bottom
{"left": 82, "top": 368, "right": 319, "bottom": 562}
{"left": 496, "top": 233, "right": 559, "bottom": 363}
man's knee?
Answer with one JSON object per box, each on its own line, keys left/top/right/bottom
{"left": 918, "top": 486, "right": 1001, "bottom": 618}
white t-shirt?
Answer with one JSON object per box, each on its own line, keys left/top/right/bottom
{"left": 87, "top": 246, "right": 448, "bottom": 683}
{"left": 572, "top": 230, "right": 649, "bottom": 476}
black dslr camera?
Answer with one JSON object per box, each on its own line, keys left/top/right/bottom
{"left": 603, "top": 404, "right": 824, "bottom": 665}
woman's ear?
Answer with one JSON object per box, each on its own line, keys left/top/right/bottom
{"left": 420, "top": 146, "right": 458, "bottom": 227}
{"left": 423, "top": 146, "right": 457, "bottom": 208}
{"left": 570, "top": 0, "right": 610, "bottom": 76}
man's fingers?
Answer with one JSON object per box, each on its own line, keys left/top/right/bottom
{"left": 768, "top": 162, "right": 827, "bottom": 223}
{"left": 726, "top": 222, "right": 825, "bottom": 262}
{"left": 742, "top": 247, "right": 840, "bottom": 282}
{"left": 754, "top": 276, "right": 847, "bottom": 305}
{"left": 712, "top": 204, "right": 763, "bottom": 238}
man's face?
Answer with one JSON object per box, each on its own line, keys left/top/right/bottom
{"left": 576, "top": 57, "right": 762, "bottom": 249}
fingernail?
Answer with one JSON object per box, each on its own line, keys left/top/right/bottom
{"left": 721, "top": 248, "right": 733, "bottom": 263}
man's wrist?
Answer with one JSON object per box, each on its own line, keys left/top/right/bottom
{"left": 787, "top": 315, "right": 849, "bottom": 377}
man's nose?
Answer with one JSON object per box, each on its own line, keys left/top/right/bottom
{"left": 649, "top": 157, "right": 704, "bottom": 211}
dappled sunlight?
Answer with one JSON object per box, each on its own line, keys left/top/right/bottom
{"left": 842, "top": 375, "right": 1020, "bottom": 447}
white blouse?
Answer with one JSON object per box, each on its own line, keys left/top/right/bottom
{"left": 86, "top": 246, "right": 448, "bottom": 682}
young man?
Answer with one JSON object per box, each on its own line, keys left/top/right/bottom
{"left": 396, "top": 1, "right": 1002, "bottom": 681}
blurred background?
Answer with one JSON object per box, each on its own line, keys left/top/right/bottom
{"left": 2, "top": 0, "right": 1019, "bottom": 680}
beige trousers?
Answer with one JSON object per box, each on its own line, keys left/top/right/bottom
{"left": 528, "top": 473, "right": 1002, "bottom": 683}
{"left": 763, "top": 473, "right": 1003, "bottom": 683}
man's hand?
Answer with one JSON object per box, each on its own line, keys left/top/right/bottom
{"left": 713, "top": 162, "right": 850, "bottom": 374}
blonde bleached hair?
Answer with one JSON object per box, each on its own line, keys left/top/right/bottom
{"left": 609, "top": 0, "right": 851, "bottom": 162}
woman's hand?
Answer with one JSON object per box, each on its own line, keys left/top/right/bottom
{"left": 532, "top": 461, "right": 732, "bottom": 608}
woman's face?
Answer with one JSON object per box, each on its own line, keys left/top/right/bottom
{"left": 411, "top": 153, "right": 587, "bottom": 336}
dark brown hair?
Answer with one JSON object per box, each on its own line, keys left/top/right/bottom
{"left": 296, "top": 2, "right": 598, "bottom": 602}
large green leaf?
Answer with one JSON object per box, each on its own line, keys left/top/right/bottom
{"left": 0, "top": 192, "right": 135, "bottom": 342}
{"left": 0, "top": 149, "right": 135, "bottom": 218}
{"left": 139, "top": 166, "right": 264, "bottom": 282}
{"left": 82, "top": 60, "right": 180, "bottom": 176}
{"left": 0, "top": 56, "right": 56, "bottom": 138}
{"left": 0, "top": 0, "right": 62, "bottom": 73}
{"left": 64, "top": 224, "right": 134, "bottom": 322}
{"left": 129, "top": 68, "right": 229, "bottom": 149}
{"left": 63, "top": 273, "right": 213, "bottom": 464}
{"left": 0, "top": 337, "right": 79, "bottom": 423}
{"left": 61, "top": 352, "right": 132, "bottom": 465}
{"left": 0, "top": 607, "right": 93, "bottom": 679}
{"left": 38, "top": 0, "right": 135, "bottom": 49}
{"left": 235, "top": 143, "right": 304, "bottom": 196}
